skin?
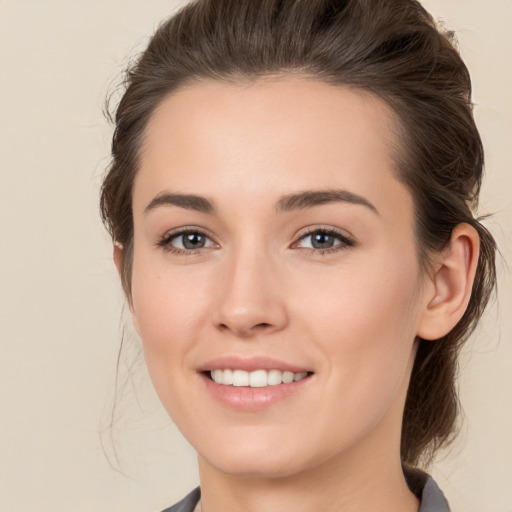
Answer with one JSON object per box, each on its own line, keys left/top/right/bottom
{"left": 117, "top": 77, "right": 479, "bottom": 512}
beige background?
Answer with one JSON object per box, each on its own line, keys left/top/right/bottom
{"left": 0, "top": 1, "right": 510, "bottom": 511}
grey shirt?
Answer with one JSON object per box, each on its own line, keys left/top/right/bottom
{"left": 160, "top": 468, "right": 450, "bottom": 512}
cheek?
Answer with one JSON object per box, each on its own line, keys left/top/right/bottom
{"left": 131, "top": 245, "right": 211, "bottom": 341}
{"left": 128, "top": 250, "right": 213, "bottom": 407}
{"left": 301, "top": 232, "right": 421, "bottom": 339}
{"left": 316, "top": 258, "right": 419, "bottom": 356}
{"left": 296, "top": 249, "right": 422, "bottom": 415}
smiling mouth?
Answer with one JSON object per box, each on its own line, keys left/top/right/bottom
{"left": 207, "top": 369, "right": 311, "bottom": 388}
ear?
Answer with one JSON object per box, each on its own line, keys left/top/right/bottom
{"left": 113, "top": 242, "right": 124, "bottom": 277}
{"left": 113, "top": 242, "right": 141, "bottom": 335}
{"left": 417, "top": 223, "right": 480, "bottom": 340}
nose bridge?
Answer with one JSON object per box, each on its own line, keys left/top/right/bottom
{"left": 214, "top": 237, "right": 287, "bottom": 337}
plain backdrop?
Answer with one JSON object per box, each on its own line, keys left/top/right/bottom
{"left": 0, "top": 1, "right": 510, "bottom": 511}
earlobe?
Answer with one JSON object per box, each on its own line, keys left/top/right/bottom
{"left": 417, "top": 223, "right": 480, "bottom": 341}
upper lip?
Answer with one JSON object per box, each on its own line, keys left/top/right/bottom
{"left": 197, "top": 355, "right": 312, "bottom": 373}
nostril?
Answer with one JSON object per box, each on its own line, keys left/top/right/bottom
{"left": 216, "top": 322, "right": 273, "bottom": 336}
{"left": 255, "top": 323, "right": 272, "bottom": 329}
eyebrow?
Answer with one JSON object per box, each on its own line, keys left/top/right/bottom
{"left": 144, "top": 188, "right": 379, "bottom": 216}
{"left": 276, "top": 189, "right": 379, "bottom": 215}
{"left": 144, "top": 193, "right": 216, "bottom": 215}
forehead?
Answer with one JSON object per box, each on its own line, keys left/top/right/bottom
{"left": 135, "top": 77, "right": 410, "bottom": 219}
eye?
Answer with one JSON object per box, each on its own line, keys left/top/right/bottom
{"left": 295, "top": 228, "right": 354, "bottom": 253}
{"left": 158, "top": 229, "right": 216, "bottom": 254}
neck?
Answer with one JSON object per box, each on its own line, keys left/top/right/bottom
{"left": 197, "top": 440, "right": 419, "bottom": 512}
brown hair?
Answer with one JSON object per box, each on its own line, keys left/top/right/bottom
{"left": 100, "top": 0, "right": 497, "bottom": 467}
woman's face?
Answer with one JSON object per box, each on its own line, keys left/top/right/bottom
{"left": 128, "top": 78, "right": 433, "bottom": 478}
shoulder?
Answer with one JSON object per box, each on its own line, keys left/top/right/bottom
{"left": 158, "top": 487, "right": 200, "bottom": 512}
{"left": 404, "top": 466, "right": 451, "bottom": 512}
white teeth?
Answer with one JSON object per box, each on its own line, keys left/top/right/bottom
{"left": 282, "top": 371, "right": 294, "bottom": 384}
{"left": 232, "top": 369, "right": 249, "bottom": 387}
{"left": 249, "top": 369, "right": 267, "bottom": 388}
{"left": 209, "top": 369, "right": 309, "bottom": 387}
{"left": 267, "top": 369, "right": 282, "bottom": 386}
{"left": 222, "top": 368, "right": 233, "bottom": 385}
{"left": 211, "top": 369, "right": 223, "bottom": 384}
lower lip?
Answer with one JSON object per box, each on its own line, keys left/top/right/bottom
{"left": 200, "top": 373, "right": 312, "bottom": 411}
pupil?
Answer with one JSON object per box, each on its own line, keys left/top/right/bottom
{"left": 183, "top": 233, "right": 204, "bottom": 249}
{"left": 313, "top": 233, "right": 334, "bottom": 249}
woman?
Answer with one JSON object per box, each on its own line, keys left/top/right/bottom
{"left": 100, "top": 0, "right": 497, "bottom": 510}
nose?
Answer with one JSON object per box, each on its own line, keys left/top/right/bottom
{"left": 212, "top": 247, "right": 289, "bottom": 338}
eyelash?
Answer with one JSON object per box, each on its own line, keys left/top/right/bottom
{"left": 294, "top": 227, "right": 355, "bottom": 255}
{"left": 156, "top": 227, "right": 215, "bottom": 256}
{"left": 156, "top": 227, "right": 355, "bottom": 256}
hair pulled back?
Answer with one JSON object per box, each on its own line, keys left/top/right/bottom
{"left": 100, "top": 0, "right": 497, "bottom": 467}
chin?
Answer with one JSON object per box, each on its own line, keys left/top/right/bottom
{"left": 206, "top": 453, "right": 305, "bottom": 479}
{"left": 196, "top": 430, "right": 336, "bottom": 480}
{"left": 194, "top": 432, "right": 303, "bottom": 478}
